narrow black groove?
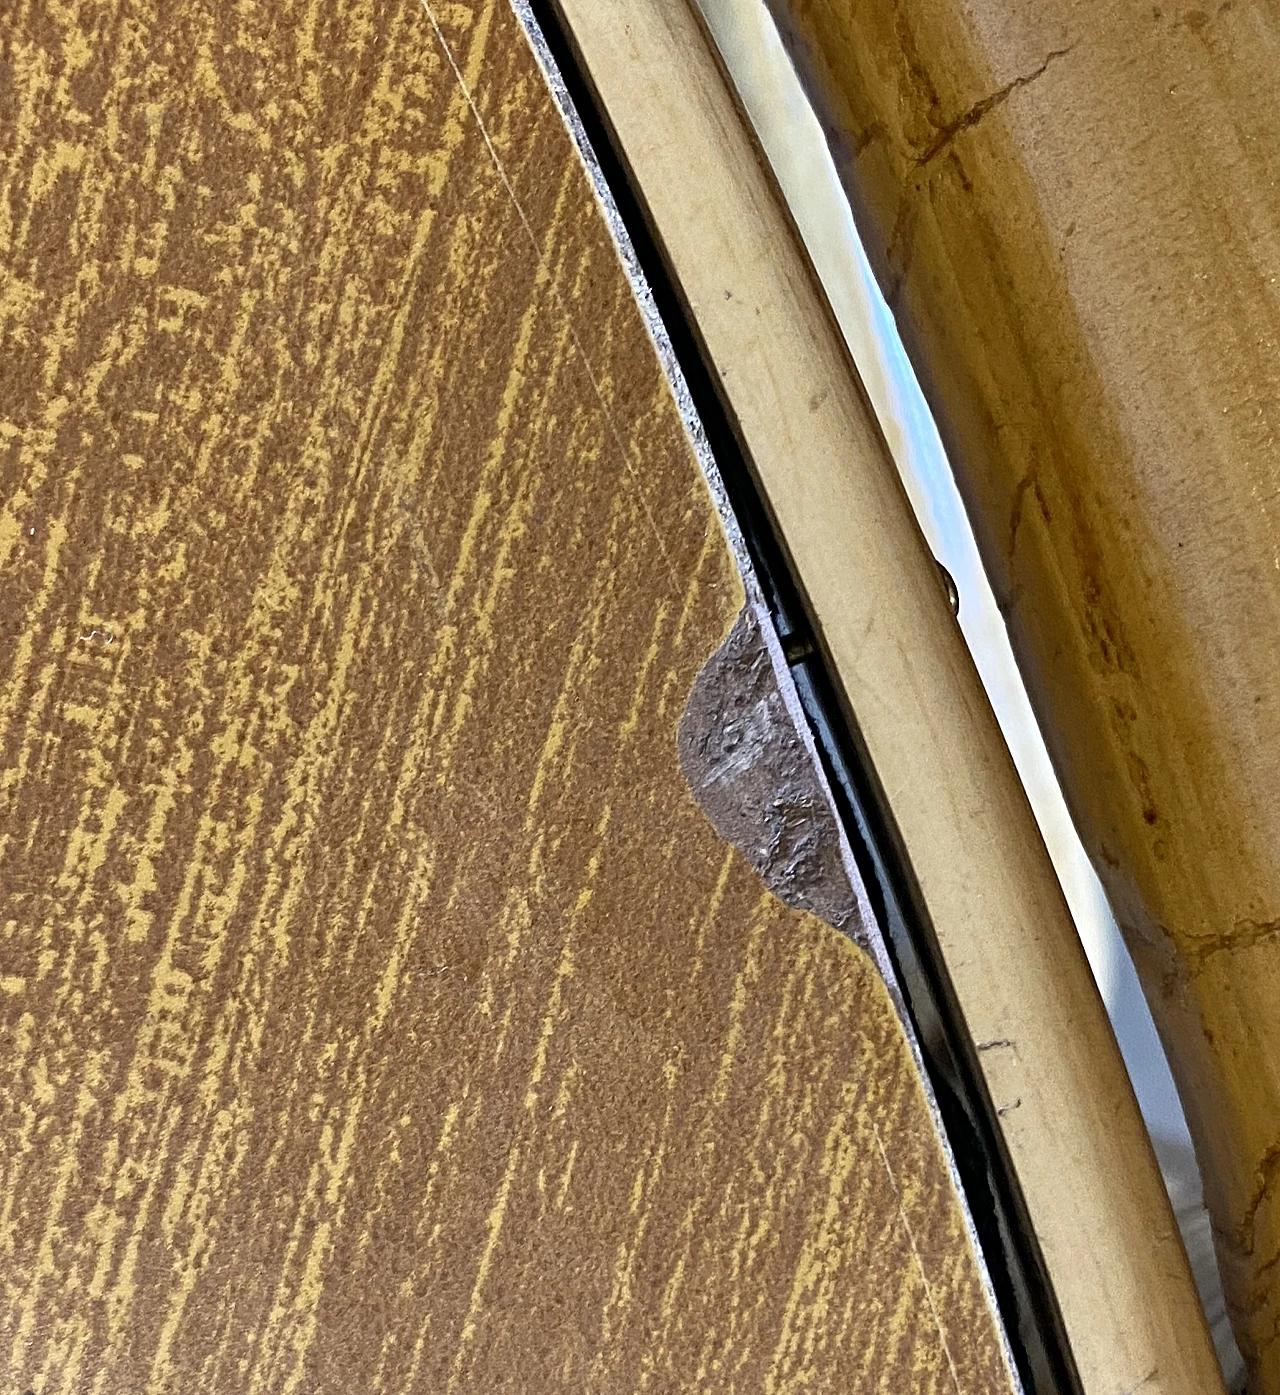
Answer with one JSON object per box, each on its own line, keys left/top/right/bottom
{"left": 523, "top": 4, "right": 1084, "bottom": 1392}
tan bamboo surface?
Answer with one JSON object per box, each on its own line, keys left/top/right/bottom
{"left": 759, "top": 0, "right": 1280, "bottom": 1385}
{"left": 0, "top": 0, "right": 1024, "bottom": 1390}
{"left": 550, "top": 0, "right": 1228, "bottom": 1391}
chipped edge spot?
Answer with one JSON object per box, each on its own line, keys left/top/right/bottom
{"left": 677, "top": 603, "right": 867, "bottom": 940}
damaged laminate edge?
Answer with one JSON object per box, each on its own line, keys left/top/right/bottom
{"left": 510, "top": 1, "right": 1227, "bottom": 1394}
{"left": 504, "top": 2, "right": 886, "bottom": 982}
{"left": 507, "top": 0, "right": 1028, "bottom": 1388}
{"left": 677, "top": 606, "right": 866, "bottom": 942}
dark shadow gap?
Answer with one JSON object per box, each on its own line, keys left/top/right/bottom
{"left": 520, "top": 4, "right": 1086, "bottom": 1392}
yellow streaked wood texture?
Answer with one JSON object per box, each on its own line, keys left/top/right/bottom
{"left": 0, "top": 0, "right": 1015, "bottom": 1390}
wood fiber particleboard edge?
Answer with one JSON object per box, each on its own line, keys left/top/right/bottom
{"left": 545, "top": 1, "right": 1229, "bottom": 1392}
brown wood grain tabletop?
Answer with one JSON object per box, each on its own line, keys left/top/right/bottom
{"left": 0, "top": 1, "right": 1015, "bottom": 1390}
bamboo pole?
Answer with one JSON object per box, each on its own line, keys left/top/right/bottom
{"left": 546, "top": 1, "right": 1228, "bottom": 1390}
{"left": 759, "top": 0, "right": 1280, "bottom": 1386}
